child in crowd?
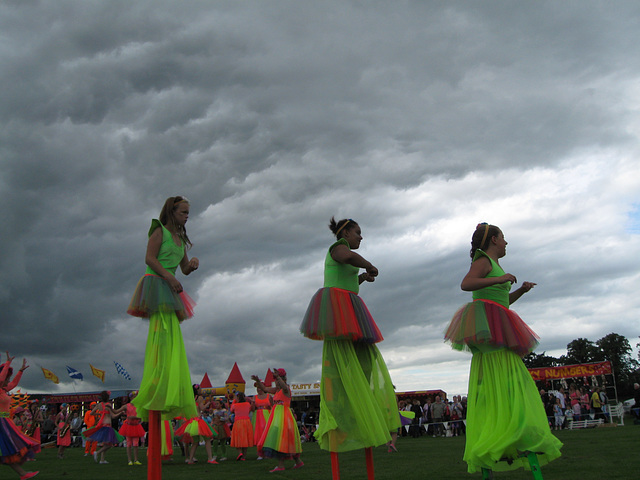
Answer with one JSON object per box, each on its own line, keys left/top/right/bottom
{"left": 230, "top": 392, "right": 254, "bottom": 461}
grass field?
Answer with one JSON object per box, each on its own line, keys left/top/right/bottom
{"left": 21, "top": 420, "right": 639, "bottom": 480}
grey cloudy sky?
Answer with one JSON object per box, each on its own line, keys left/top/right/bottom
{"left": 1, "top": 0, "right": 639, "bottom": 398}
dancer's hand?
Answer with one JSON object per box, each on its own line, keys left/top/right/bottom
{"left": 521, "top": 281, "right": 536, "bottom": 292}
{"left": 499, "top": 273, "right": 517, "bottom": 284}
{"left": 361, "top": 272, "right": 376, "bottom": 283}
{"left": 188, "top": 257, "right": 199, "bottom": 271}
{"left": 165, "top": 274, "right": 183, "bottom": 293}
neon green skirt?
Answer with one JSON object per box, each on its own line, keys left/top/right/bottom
{"left": 132, "top": 310, "right": 197, "bottom": 421}
{"left": 464, "top": 348, "right": 562, "bottom": 473}
{"left": 315, "top": 340, "right": 401, "bottom": 452}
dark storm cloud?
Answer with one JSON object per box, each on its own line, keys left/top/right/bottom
{"left": 0, "top": 1, "right": 639, "bottom": 395}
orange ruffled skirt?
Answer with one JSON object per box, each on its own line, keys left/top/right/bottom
{"left": 445, "top": 299, "right": 539, "bottom": 357}
{"left": 230, "top": 417, "right": 254, "bottom": 448}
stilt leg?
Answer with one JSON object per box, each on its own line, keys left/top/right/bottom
{"left": 365, "top": 447, "right": 375, "bottom": 480}
{"left": 481, "top": 468, "right": 494, "bottom": 479}
{"left": 148, "top": 410, "right": 161, "bottom": 480}
{"left": 526, "top": 452, "right": 544, "bottom": 480}
{"left": 330, "top": 451, "right": 340, "bottom": 480}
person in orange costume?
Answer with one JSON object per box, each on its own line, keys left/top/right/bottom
{"left": 252, "top": 382, "right": 272, "bottom": 460}
{"left": 83, "top": 402, "right": 98, "bottom": 457}
{"left": 230, "top": 392, "right": 254, "bottom": 461}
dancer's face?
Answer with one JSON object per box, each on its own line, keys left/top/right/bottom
{"left": 342, "top": 225, "right": 363, "bottom": 250}
{"left": 173, "top": 203, "right": 190, "bottom": 227}
{"left": 491, "top": 230, "right": 508, "bottom": 258}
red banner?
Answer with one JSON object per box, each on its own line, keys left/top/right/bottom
{"left": 528, "top": 361, "right": 612, "bottom": 381}
{"left": 44, "top": 393, "right": 101, "bottom": 404}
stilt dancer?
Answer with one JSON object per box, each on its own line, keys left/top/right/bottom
{"left": 127, "top": 196, "right": 200, "bottom": 479}
{"left": 445, "top": 223, "right": 562, "bottom": 478}
{"left": 300, "top": 217, "right": 400, "bottom": 479}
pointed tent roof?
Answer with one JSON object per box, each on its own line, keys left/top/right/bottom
{"left": 264, "top": 369, "right": 275, "bottom": 387}
{"left": 200, "top": 372, "right": 212, "bottom": 388}
{"left": 225, "top": 362, "right": 245, "bottom": 384}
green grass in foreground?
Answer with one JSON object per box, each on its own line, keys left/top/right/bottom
{"left": 20, "top": 421, "right": 639, "bottom": 480}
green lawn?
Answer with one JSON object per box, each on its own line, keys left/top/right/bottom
{"left": 22, "top": 421, "right": 639, "bottom": 480}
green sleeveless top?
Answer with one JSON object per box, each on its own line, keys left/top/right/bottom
{"left": 144, "top": 219, "right": 184, "bottom": 276}
{"left": 323, "top": 238, "right": 360, "bottom": 294}
{"left": 471, "top": 249, "right": 511, "bottom": 308}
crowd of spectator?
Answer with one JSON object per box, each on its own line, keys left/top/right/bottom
{"left": 31, "top": 381, "right": 625, "bottom": 450}
{"left": 539, "top": 382, "right": 610, "bottom": 429}
{"left": 396, "top": 395, "right": 468, "bottom": 438}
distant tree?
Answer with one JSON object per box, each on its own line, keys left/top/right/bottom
{"left": 523, "top": 351, "right": 559, "bottom": 369}
{"left": 596, "top": 333, "right": 639, "bottom": 388}
{"left": 560, "top": 338, "right": 602, "bottom": 365}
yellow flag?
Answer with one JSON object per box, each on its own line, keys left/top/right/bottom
{"left": 41, "top": 367, "right": 59, "bottom": 384}
{"left": 90, "top": 364, "right": 105, "bottom": 383}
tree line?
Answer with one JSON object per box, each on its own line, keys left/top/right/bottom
{"left": 522, "top": 333, "right": 639, "bottom": 396}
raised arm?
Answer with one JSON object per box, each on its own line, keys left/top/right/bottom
{"left": 5, "top": 358, "right": 28, "bottom": 391}
{"left": 272, "top": 370, "right": 290, "bottom": 397}
{"left": 251, "top": 375, "right": 278, "bottom": 395}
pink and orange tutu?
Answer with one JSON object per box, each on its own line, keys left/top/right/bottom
{"left": 127, "top": 274, "right": 195, "bottom": 322}
{"left": 300, "top": 287, "right": 383, "bottom": 343}
{"left": 118, "top": 419, "right": 146, "bottom": 439}
{"left": 174, "top": 417, "right": 215, "bottom": 442}
{"left": 445, "top": 299, "right": 539, "bottom": 357}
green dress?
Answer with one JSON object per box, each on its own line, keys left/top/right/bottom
{"left": 301, "top": 238, "right": 401, "bottom": 452}
{"left": 128, "top": 220, "right": 198, "bottom": 421}
{"left": 445, "top": 250, "right": 562, "bottom": 473}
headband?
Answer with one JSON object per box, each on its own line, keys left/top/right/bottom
{"left": 479, "top": 223, "right": 490, "bottom": 248}
{"left": 335, "top": 219, "right": 352, "bottom": 237}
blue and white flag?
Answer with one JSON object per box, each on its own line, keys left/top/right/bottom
{"left": 114, "top": 361, "right": 131, "bottom": 380}
{"left": 66, "top": 366, "right": 83, "bottom": 380}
